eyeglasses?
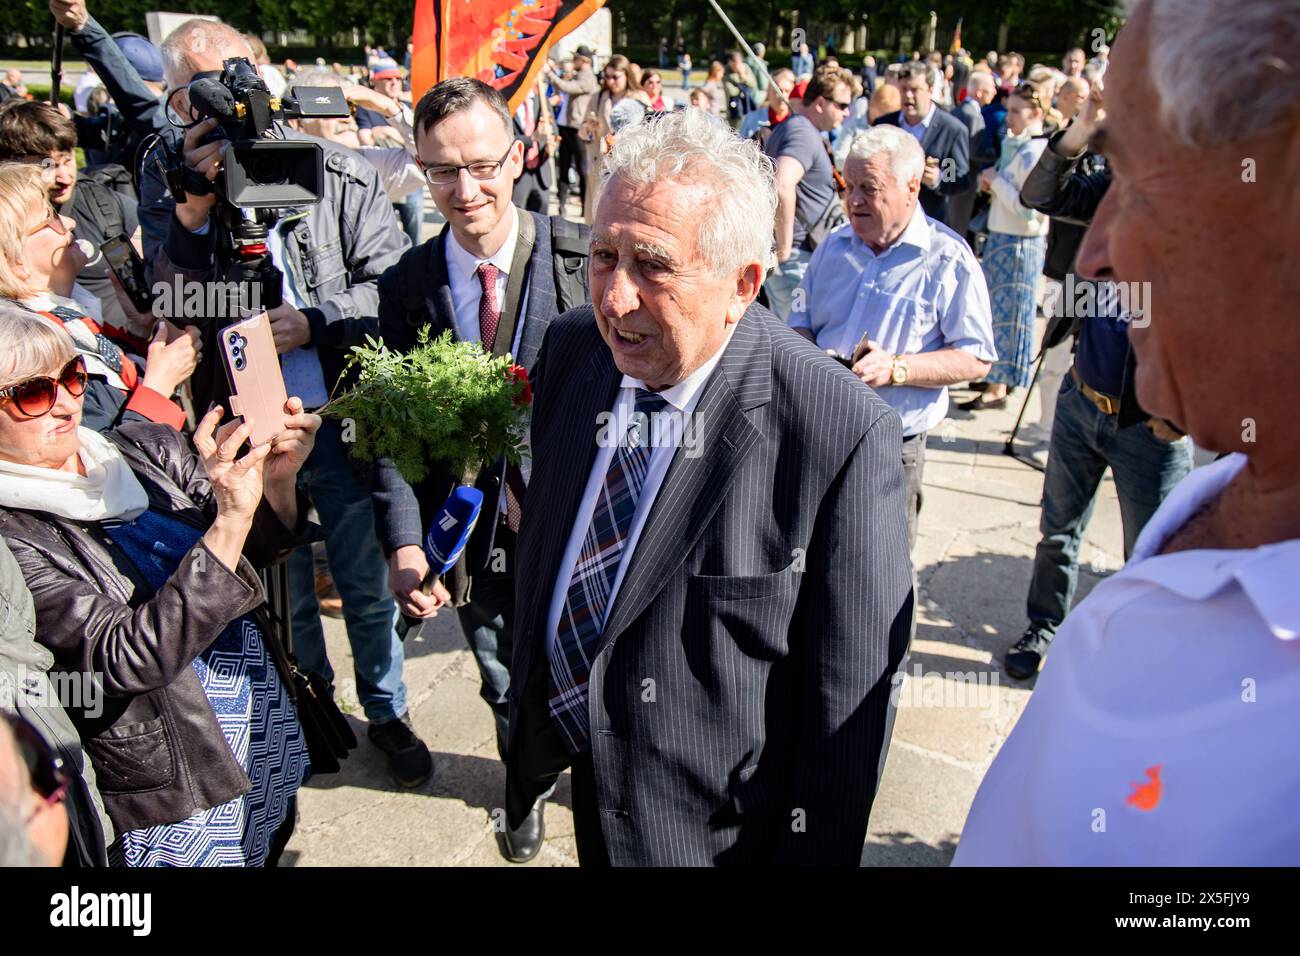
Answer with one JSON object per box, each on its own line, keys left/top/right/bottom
{"left": 2, "top": 712, "right": 69, "bottom": 824}
{"left": 421, "top": 144, "right": 516, "bottom": 187}
{"left": 25, "top": 206, "right": 68, "bottom": 238}
{"left": 0, "top": 356, "right": 87, "bottom": 418}
{"left": 830, "top": 99, "right": 853, "bottom": 111}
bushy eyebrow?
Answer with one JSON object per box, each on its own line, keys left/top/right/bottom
{"left": 589, "top": 233, "right": 676, "bottom": 263}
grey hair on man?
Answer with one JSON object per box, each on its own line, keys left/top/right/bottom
{"left": 159, "top": 18, "right": 254, "bottom": 89}
{"left": 599, "top": 107, "right": 777, "bottom": 276}
{"left": 1127, "top": 0, "right": 1300, "bottom": 146}
{"left": 846, "top": 124, "right": 926, "bottom": 187}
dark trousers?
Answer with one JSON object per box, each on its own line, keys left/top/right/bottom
{"left": 569, "top": 749, "right": 610, "bottom": 867}
{"left": 455, "top": 554, "right": 515, "bottom": 761}
{"left": 512, "top": 167, "right": 549, "bottom": 213}
{"left": 556, "top": 126, "right": 585, "bottom": 206}
{"left": 1025, "top": 374, "right": 1193, "bottom": 639}
{"left": 264, "top": 796, "right": 296, "bottom": 867}
{"left": 901, "top": 432, "right": 927, "bottom": 550}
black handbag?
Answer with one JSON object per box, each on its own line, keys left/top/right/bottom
{"left": 288, "top": 663, "right": 358, "bottom": 774}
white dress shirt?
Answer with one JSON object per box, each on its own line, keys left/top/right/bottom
{"left": 899, "top": 103, "right": 936, "bottom": 144}
{"left": 444, "top": 203, "right": 527, "bottom": 354}
{"left": 954, "top": 453, "right": 1300, "bottom": 865}
{"left": 544, "top": 333, "right": 735, "bottom": 655}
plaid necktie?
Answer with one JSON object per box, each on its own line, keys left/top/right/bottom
{"left": 548, "top": 389, "right": 668, "bottom": 753}
{"left": 477, "top": 262, "right": 500, "bottom": 352}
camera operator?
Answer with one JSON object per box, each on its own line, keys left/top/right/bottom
{"left": 285, "top": 69, "right": 426, "bottom": 205}
{"left": 1002, "top": 79, "right": 1193, "bottom": 681}
{"left": 142, "top": 19, "right": 431, "bottom": 785}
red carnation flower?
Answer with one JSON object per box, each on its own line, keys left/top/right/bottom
{"left": 507, "top": 364, "right": 532, "bottom": 407}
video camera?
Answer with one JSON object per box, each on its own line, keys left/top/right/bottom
{"left": 172, "top": 57, "right": 349, "bottom": 208}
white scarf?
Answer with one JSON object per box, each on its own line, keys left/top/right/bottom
{"left": 0, "top": 427, "right": 149, "bottom": 521}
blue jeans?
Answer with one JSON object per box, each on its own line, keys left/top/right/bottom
{"left": 394, "top": 192, "right": 423, "bottom": 246}
{"left": 1025, "top": 372, "right": 1193, "bottom": 638}
{"left": 765, "top": 247, "right": 812, "bottom": 323}
{"left": 288, "top": 420, "right": 406, "bottom": 723}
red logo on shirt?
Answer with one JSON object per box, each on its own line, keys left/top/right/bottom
{"left": 1126, "top": 765, "right": 1163, "bottom": 811}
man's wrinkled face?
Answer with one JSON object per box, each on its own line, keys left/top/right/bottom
{"left": 844, "top": 154, "right": 919, "bottom": 251}
{"left": 1074, "top": 4, "right": 1299, "bottom": 447}
{"left": 416, "top": 99, "right": 522, "bottom": 245}
{"left": 374, "top": 75, "right": 403, "bottom": 100}
{"left": 590, "top": 175, "right": 755, "bottom": 390}
{"left": 899, "top": 76, "right": 932, "bottom": 124}
{"left": 1063, "top": 50, "right": 1086, "bottom": 76}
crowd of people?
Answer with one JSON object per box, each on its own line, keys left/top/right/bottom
{"left": 0, "top": 0, "right": 1297, "bottom": 869}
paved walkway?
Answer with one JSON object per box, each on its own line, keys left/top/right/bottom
{"left": 284, "top": 322, "right": 1132, "bottom": 867}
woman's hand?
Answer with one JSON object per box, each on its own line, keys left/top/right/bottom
{"left": 263, "top": 397, "right": 319, "bottom": 487}
{"left": 194, "top": 406, "right": 270, "bottom": 526}
{"left": 259, "top": 397, "right": 319, "bottom": 531}
{"left": 140, "top": 322, "right": 201, "bottom": 396}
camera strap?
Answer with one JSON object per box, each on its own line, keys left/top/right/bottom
{"left": 488, "top": 208, "right": 536, "bottom": 362}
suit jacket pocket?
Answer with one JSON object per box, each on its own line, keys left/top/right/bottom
{"left": 85, "top": 716, "right": 175, "bottom": 795}
{"left": 687, "top": 562, "right": 802, "bottom": 660}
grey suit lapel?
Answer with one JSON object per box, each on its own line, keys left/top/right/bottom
{"left": 596, "top": 306, "right": 773, "bottom": 651}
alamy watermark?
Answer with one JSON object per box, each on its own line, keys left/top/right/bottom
{"left": 596, "top": 407, "right": 705, "bottom": 459}
{"left": 890, "top": 663, "right": 1001, "bottom": 720}
{"left": 0, "top": 667, "right": 103, "bottom": 719}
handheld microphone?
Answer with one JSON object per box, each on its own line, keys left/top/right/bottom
{"left": 396, "top": 486, "right": 483, "bottom": 640}
{"left": 423, "top": 486, "right": 484, "bottom": 576}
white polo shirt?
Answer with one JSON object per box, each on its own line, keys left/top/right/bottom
{"left": 954, "top": 453, "right": 1300, "bottom": 865}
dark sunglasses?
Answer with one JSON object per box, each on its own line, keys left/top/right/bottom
{"left": 0, "top": 356, "right": 88, "bottom": 419}
{"left": 2, "top": 712, "right": 69, "bottom": 823}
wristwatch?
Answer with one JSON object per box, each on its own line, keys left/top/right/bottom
{"left": 890, "top": 357, "right": 909, "bottom": 385}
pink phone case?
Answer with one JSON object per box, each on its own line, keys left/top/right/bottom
{"left": 219, "top": 312, "right": 288, "bottom": 447}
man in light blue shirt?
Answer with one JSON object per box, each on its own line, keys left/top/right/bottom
{"left": 791, "top": 125, "right": 996, "bottom": 547}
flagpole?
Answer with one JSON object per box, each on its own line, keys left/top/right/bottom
{"left": 702, "top": 0, "right": 789, "bottom": 112}
{"left": 51, "top": 23, "right": 65, "bottom": 107}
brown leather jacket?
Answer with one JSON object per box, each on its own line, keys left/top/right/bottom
{"left": 0, "top": 422, "right": 314, "bottom": 835}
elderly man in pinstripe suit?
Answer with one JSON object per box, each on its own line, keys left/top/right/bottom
{"left": 506, "top": 108, "right": 915, "bottom": 866}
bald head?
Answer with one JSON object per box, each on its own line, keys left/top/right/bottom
{"left": 160, "top": 19, "right": 254, "bottom": 89}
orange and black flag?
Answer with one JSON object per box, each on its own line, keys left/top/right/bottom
{"left": 950, "top": 17, "right": 964, "bottom": 54}
{"left": 411, "top": 0, "right": 608, "bottom": 113}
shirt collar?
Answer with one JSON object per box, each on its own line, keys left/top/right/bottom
{"left": 619, "top": 325, "right": 736, "bottom": 413}
{"left": 1121, "top": 453, "right": 1300, "bottom": 641}
{"left": 446, "top": 203, "right": 520, "bottom": 282}
{"left": 904, "top": 103, "right": 936, "bottom": 130}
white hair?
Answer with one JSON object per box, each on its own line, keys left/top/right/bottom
{"left": 1126, "top": 0, "right": 1300, "bottom": 146}
{"left": 160, "top": 19, "right": 254, "bottom": 89}
{"left": 967, "top": 71, "right": 996, "bottom": 93}
{"left": 845, "top": 125, "right": 926, "bottom": 187}
{"left": 289, "top": 68, "right": 346, "bottom": 90}
{"left": 598, "top": 107, "right": 776, "bottom": 275}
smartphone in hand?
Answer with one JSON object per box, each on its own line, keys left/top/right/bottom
{"left": 218, "top": 312, "right": 288, "bottom": 446}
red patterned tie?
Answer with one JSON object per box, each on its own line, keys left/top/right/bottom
{"left": 477, "top": 262, "right": 500, "bottom": 352}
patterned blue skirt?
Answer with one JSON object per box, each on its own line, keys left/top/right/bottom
{"left": 982, "top": 230, "right": 1047, "bottom": 388}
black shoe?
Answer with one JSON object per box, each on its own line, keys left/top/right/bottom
{"left": 1004, "top": 629, "right": 1052, "bottom": 680}
{"left": 367, "top": 714, "right": 433, "bottom": 787}
{"left": 500, "top": 797, "right": 546, "bottom": 863}
{"left": 957, "top": 394, "right": 1008, "bottom": 411}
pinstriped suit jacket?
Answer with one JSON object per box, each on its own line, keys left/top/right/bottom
{"left": 507, "top": 302, "right": 914, "bottom": 865}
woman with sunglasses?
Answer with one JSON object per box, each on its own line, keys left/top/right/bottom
{"left": 0, "top": 163, "right": 197, "bottom": 434}
{"left": 0, "top": 313, "right": 321, "bottom": 866}
{"left": 961, "top": 79, "right": 1052, "bottom": 411}
{"left": 2, "top": 534, "right": 113, "bottom": 866}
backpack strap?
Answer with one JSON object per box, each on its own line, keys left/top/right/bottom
{"left": 548, "top": 215, "right": 590, "bottom": 313}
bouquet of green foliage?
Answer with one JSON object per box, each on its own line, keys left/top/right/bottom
{"left": 319, "top": 328, "right": 532, "bottom": 486}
